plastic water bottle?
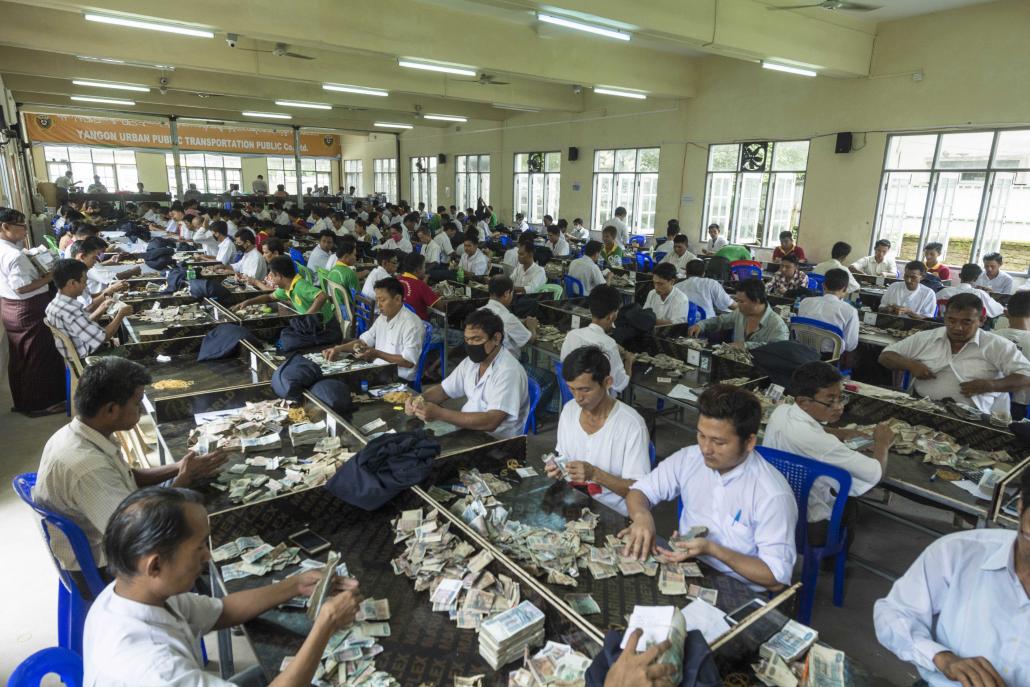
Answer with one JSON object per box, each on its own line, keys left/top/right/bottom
{"left": 793, "top": 296, "right": 801, "bottom": 312}
{"left": 457, "top": 266, "right": 465, "bottom": 283}
{"left": 187, "top": 265, "right": 197, "bottom": 281}
{"left": 360, "top": 379, "right": 369, "bottom": 394}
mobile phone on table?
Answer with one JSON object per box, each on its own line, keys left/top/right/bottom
{"left": 288, "top": 528, "right": 331, "bottom": 555}
{"left": 725, "top": 598, "right": 767, "bottom": 626}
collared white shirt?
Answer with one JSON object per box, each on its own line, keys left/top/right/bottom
{"left": 603, "top": 216, "right": 629, "bottom": 245}
{"left": 306, "top": 246, "right": 336, "bottom": 274}
{"left": 380, "top": 236, "right": 413, "bottom": 254}
{"left": 548, "top": 236, "right": 570, "bottom": 257}
{"left": 706, "top": 235, "right": 728, "bottom": 253}
{"left": 517, "top": 219, "right": 530, "bottom": 232}
{"left": 0, "top": 238, "right": 48, "bottom": 299}
{"left": 974, "top": 271, "right": 1014, "bottom": 294}
{"left": 359, "top": 306, "right": 424, "bottom": 381}
{"left": 252, "top": 179, "right": 268, "bottom": 193}
{"left": 275, "top": 211, "right": 291, "bottom": 226}
{"left": 342, "top": 218, "right": 357, "bottom": 234}
{"left": 660, "top": 249, "right": 698, "bottom": 275}
{"left": 33, "top": 418, "right": 136, "bottom": 570}
{"left": 432, "top": 233, "right": 454, "bottom": 260}
{"left": 676, "top": 276, "right": 733, "bottom": 319}
{"left": 568, "top": 256, "right": 606, "bottom": 295}
{"left": 56, "top": 176, "right": 74, "bottom": 190}
{"left": 366, "top": 224, "right": 383, "bottom": 242}
{"left": 880, "top": 281, "right": 937, "bottom": 318}
{"left": 850, "top": 254, "right": 898, "bottom": 278}
{"left": 481, "top": 299, "right": 532, "bottom": 356}
{"left": 763, "top": 403, "right": 882, "bottom": 522}
{"left": 441, "top": 347, "right": 529, "bottom": 438}
{"left": 502, "top": 247, "right": 519, "bottom": 268}
{"left": 84, "top": 583, "right": 227, "bottom": 687}
{"left": 644, "top": 287, "right": 690, "bottom": 324}
{"left": 993, "top": 328, "right": 1030, "bottom": 404}
{"left": 569, "top": 225, "right": 589, "bottom": 241}
{"left": 420, "top": 239, "right": 444, "bottom": 264}
{"left": 883, "top": 327, "right": 1030, "bottom": 413}
{"left": 361, "top": 265, "right": 391, "bottom": 300}
{"left": 190, "top": 226, "right": 218, "bottom": 257}
{"left": 633, "top": 446, "right": 798, "bottom": 589}
{"left": 511, "top": 262, "right": 546, "bottom": 293}
{"left": 936, "top": 283, "right": 1004, "bottom": 319}
{"left": 560, "top": 323, "right": 629, "bottom": 393}
{"left": 873, "top": 530, "right": 1029, "bottom": 687}
{"left": 225, "top": 220, "right": 237, "bottom": 237}
{"left": 797, "top": 293, "right": 859, "bottom": 352}
{"left": 232, "top": 248, "right": 267, "bottom": 281}
{"left": 459, "top": 249, "right": 489, "bottom": 276}
{"left": 556, "top": 400, "right": 651, "bottom": 515}
{"left": 813, "top": 259, "right": 861, "bottom": 293}
{"left": 214, "top": 237, "right": 235, "bottom": 266}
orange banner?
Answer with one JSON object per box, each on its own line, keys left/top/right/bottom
{"left": 24, "top": 113, "right": 341, "bottom": 157}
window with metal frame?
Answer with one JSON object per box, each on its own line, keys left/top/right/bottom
{"left": 264, "top": 157, "right": 331, "bottom": 195}
{"left": 592, "top": 147, "right": 660, "bottom": 235}
{"left": 455, "top": 154, "right": 491, "bottom": 211}
{"left": 700, "top": 141, "right": 809, "bottom": 247}
{"left": 343, "top": 159, "right": 363, "bottom": 196}
{"left": 514, "top": 151, "right": 560, "bottom": 223}
{"left": 872, "top": 130, "right": 1030, "bottom": 266}
{"left": 373, "top": 158, "right": 396, "bottom": 198}
{"left": 165, "top": 153, "right": 243, "bottom": 195}
{"left": 43, "top": 145, "right": 139, "bottom": 192}
{"left": 409, "top": 156, "right": 437, "bottom": 210}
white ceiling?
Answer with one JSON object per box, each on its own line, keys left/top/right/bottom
{"left": 764, "top": 0, "right": 1000, "bottom": 23}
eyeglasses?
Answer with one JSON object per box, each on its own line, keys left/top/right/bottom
{"left": 802, "top": 395, "right": 848, "bottom": 409}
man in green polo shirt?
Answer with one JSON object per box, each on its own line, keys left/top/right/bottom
{"left": 715, "top": 243, "right": 754, "bottom": 262}
{"left": 233, "top": 255, "right": 335, "bottom": 325}
{"left": 324, "top": 236, "right": 362, "bottom": 293}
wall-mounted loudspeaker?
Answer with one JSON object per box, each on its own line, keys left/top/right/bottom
{"left": 568, "top": 146, "right": 579, "bottom": 161}
{"left": 437, "top": 153, "right": 447, "bottom": 164}
{"left": 835, "top": 132, "right": 853, "bottom": 154}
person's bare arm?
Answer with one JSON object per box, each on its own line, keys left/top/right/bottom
{"left": 668, "top": 538, "right": 783, "bottom": 590}
{"left": 566, "top": 462, "right": 635, "bottom": 498}
{"left": 878, "top": 350, "right": 935, "bottom": 379}
{"left": 233, "top": 293, "right": 277, "bottom": 310}
{"left": 419, "top": 404, "right": 507, "bottom": 432}
{"left": 103, "top": 307, "right": 131, "bottom": 340}
{"left": 619, "top": 490, "right": 657, "bottom": 561}
{"left": 305, "top": 291, "right": 328, "bottom": 316}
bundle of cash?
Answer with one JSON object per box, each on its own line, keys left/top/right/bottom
{"left": 760, "top": 619, "right": 818, "bottom": 662}
{"left": 289, "top": 420, "right": 328, "bottom": 447}
{"left": 685, "top": 584, "right": 718, "bottom": 605}
{"left": 307, "top": 550, "right": 343, "bottom": 620}
{"left": 479, "top": 601, "right": 546, "bottom": 669}
{"left": 542, "top": 452, "right": 570, "bottom": 480}
{"left": 508, "top": 641, "right": 593, "bottom": 686}
{"left": 805, "top": 644, "right": 847, "bottom": 687}
{"left": 668, "top": 526, "right": 709, "bottom": 549}
{"left": 234, "top": 304, "right": 276, "bottom": 319}
{"left": 134, "top": 302, "right": 211, "bottom": 323}
{"left": 635, "top": 352, "right": 694, "bottom": 374}
{"left": 217, "top": 537, "right": 303, "bottom": 582}
{"left": 535, "top": 326, "right": 567, "bottom": 346}
{"left": 620, "top": 606, "right": 686, "bottom": 685}
{"left": 753, "top": 652, "right": 799, "bottom": 687}
{"left": 657, "top": 566, "right": 687, "bottom": 596}
{"left": 670, "top": 336, "right": 707, "bottom": 351}
{"left": 711, "top": 343, "right": 754, "bottom": 366}
{"left": 564, "top": 593, "right": 600, "bottom": 616}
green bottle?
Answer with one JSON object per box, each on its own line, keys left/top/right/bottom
{"left": 186, "top": 265, "right": 196, "bottom": 280}
{"left": 457, "top": 266, "right": 465, "bottom": 283}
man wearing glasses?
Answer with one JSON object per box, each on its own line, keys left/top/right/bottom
{"left": 763, "top": 361, "right": 894, "bottom": 545}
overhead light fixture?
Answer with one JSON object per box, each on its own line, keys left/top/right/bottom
{"left": 374, "top": 122, "right": 413, "bottom": 129}
{"left": 398, "top": 59, "right": 477, "bottom": 77}
{"left": 322, "top": 83, "right": 389, "bottom": 97}
{"left": 242, "top": 111, "right": 292, "bottom": 120}
{"left": 76, "top": 55, "right": 124, "bottom": 65}
{"left": 492, "top": 103, "right": 541, "bottom": 113}
{"left": 423, "top": 114, "right": 467, "bottom": 123}
{"left": 70, "top": 95, "right": 136, "bottom": 106}
{"left": 537, "top": 13, "right": 630, "bottom": 41}
{"left": 761, "top": 61, "right": 817, "bottom": 77}
{"left": 275, "top": 100, "right": 332, "bottom": 110}
{"left": 76, "top": 55, "right": 176, "bottom": 70}
{"left": 72, "top": 79, "right": 150, "bottom": 93}
{"left": 593, "top": 86, "right": 647, "bottom": 100}
{"left": 83, "top": 13, "right": 214, "bottom": 38}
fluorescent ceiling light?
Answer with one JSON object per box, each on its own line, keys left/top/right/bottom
{"left": 593, "top": 86, "right": 647, "bottom": 100}
{"left": 76, "top": 55, "right": 176, "bottom": 70}
{"left": 374, "top": 122, "right": 413, "bottom": 129}
{"left": 398, "top": 59, "right": 477, "bottom": 77}
{"left": 492, "top": 103, "right": 541, "bottom": 113}
{"left": 242, "top": 111, "right": 292, "bottom": 120}
{"left": 76, "top": 55, "right": 124, "bottom": 65}
{"left": 70, "top": 96, "right": 135, "bottom": 106}
{"left": 537, "top": 13, "right": 630, "bottom": 41}
{"left": 322, "top": 83, "right": 389, "bottom": 97}
{"left": 83, "top": 13, "right": 214, "bottom": 38}
{"left": 275, "top": 100, "right": 332, "bottom": 110}
{"left": 72, "top": 79, "right": 150, "bottom": 93}
{"left": 761, "top": 61, "right": 817, "bottom": 77}
{"left": 423, "top": 114, "right": 467, "bottom": 122}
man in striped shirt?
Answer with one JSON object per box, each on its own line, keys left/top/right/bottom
{"left": 45, "top": 259, "right": 131, "bottom": 360}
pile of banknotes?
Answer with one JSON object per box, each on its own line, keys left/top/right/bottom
{"left": 752, "top": 618, "right": 846, "bottom": 687}
{"left": 210, "top": 440, "right": 352, "bottom": 505}
{"left": 134, "top": 302, "right": 212, "bottom": 323}
{"left": 215, "top": 536, "right": 303, "bottom": 582}
{"left": 507, "top": 641, "right": 593, "bottom": 686}
{"left": 535, "top": 325, "right": 567, "bottom": 347}
{"left": 479, "top": 601, "right": 546, "bottom": 669}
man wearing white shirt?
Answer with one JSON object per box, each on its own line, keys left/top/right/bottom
{"left": 515, "top": 213, "right": 530, "bottom": 232}
{"left": 502, "top": 242, "right": 521, "bottom": 269}
{"left": 251, "top": 174, "right": 268, "bottom": 194}
{"left": 974, "top": 252, "right": 1014, "bottom": 294}
{"left": 230, "top": 229, "right": 267, "bottom": 282}
{"left": 342, "top": 212, "right": 357, "bottom": 234}
{"left": 360, "top": 250, "right": 399, "bottom": 301}
{"left": 879, "top": 292, "right": 1030, "bottom": 414}
{"left": 323, "top": 277, "right": 424, "bottom": 382}
{"left": 142, "top": 204, "right": 162, "bottom": 224}
{"left": 211, "top": 222, "right": 235, "bottom": 266}
{"left": 764, "top": 363, "right": 893, "bottom": 538}
{"left": 873, "top": 469, "right": 1029, "bottom": 687}
{"left": 459, "top": 232, "right": 489, "bottom": 276}
{"left": 545, "top": 225, "right": 570, "bottom": 257}
{"left": 603, "top": 207, "right": 630, "bottom": 246}
{"left": 188, "top": 214, "right": 217, "bottom": 256}
{"left": 84, "top": 486, "right": 361, "bottom": 687}
{"left": 678, "top": 259, "right": 733, "bottom": 319}
{"left": 703, "top": 223, "right": 727, "bottom": 255}
{"left": 561, "top": 285, "right": 632, "bottom": 394}
{"left": 56, "top": 170, "right": 78, "bottom": 194}
{"left": 879, "top": 261, "right": 938, "bottom": 319}
{"left": 569, "top": 218, "right": 589, "bottom": 241}
{"left": 993, "top": 290, "right": 1030, "bottom": 417}
{"left": 644, "top": 263, "right": 691, "bottom": 325}
{"left": 510, "top": 242, "right": 546, "bottom": 294}
{"left": 849, "top": 239, "right": 898, "bottom": 278}
{"left": 797, "top": 268, "right": 859, "bottom": 352}
{"left": 481, "top": 275, "right": 537, "bottom": 356}
{"left": 274, "top": 206, "right": 291, "bottom": 226}
{"left": 936, "top": 263, "right": 1004, "bottom": 319}
{"left": 306, "top": 230, "right": 338, "bottom": 274}
{"left": 433, "top": 222, "right": 458, "bottom": 261}
{"left": 415, "top": 225, "right": 444, "bottom": 264}
{"left": 379, "top": 225, "right": 413, "bottom": 254}
{"left": 813, "top": 242, "right": 861, "bottom": 294}
{"left": 659, "top": 235, "right": 697, "bottom": 275}
{"left": 87, "top": 175, "right": 107, "bottom": 193}
{"left": 621, "top": 385, "right": 798, "bottom": 591}
{"left": 568, "top": 241, "right": 610, "bottom": 296}
{"left": 545, "top": 346, "right": 651, "bottom": 516}
{"left": 407, "top": 309, "right": 529, "bottom": 439}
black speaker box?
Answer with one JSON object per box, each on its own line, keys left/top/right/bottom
{"left": 835, "top": 132, "right": 853, "bottom": 154}
{"left": 568, "top": 146, "right": 579, "bottom": 161}
{"left": 437, "top": 153, "right": 447, "bottom": 164}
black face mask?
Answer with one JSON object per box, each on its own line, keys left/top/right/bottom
{"left": 466, "top": 340, "right": 493, "bottom": 363}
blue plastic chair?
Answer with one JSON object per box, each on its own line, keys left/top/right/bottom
{"left": 555, "top": 360, "right": 573, "bottom": 407}
{"left": 354, "top": 293, "right": 375, "bottom": 336}
{"left": 629, "top": 235, "right": 647, "bottom": 248}
{"left": 525, "top": 377, "right": 542, "bottom": 434}
{"left": 730, "top": 262, "right": 763, "bottom": 282}
{"left": 648, "top": 441, "right": 657, "bottom": 469}
{"left": 563, "top": 275, "right": 585, "bottom": 299}
{"left": 789, "top": 316, "right": 850, "bottom": 375}
{"left": 499, "top": 235, "right": 510, "bottom": 247}
{"left": 807, "top": 273, "right": 825, "bottom": 293}
{"left": 9, "top": 647, "right": 83, "bottom": 687}
{"left": 636, "top": 253, "right": 654, "bottom": 272}
{"left": 654, "top": 251, "right": 668, "bottom": 263}
{"left": 411, "top": 320, "right": 445, "bottom": 393}
{"left": 755, "top": 446, "right": 853, "bottom": 625}
{"left": 12, "top": 473, "right": 105, "bottom": 656}
{"left": 687, "top": 302, "right": 701, "bottom": 326}
{"left": 289, "top": 246, "right": 305, "bottom": 265}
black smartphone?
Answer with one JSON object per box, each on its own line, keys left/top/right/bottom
{"left": 725, "top": 598, "right": 767, "bottom": 626}
{"left": 288, "top": 528, "right": 331, "bottom": 555}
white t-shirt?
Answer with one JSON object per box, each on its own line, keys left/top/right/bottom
{"left": 380, "top": 236, "right": 414, "bottom": 254}
{"left": 568, "top": 256, "right": 606, "bottom": 295}
{"left": 676, "top": 276, "right": 733, "bottom": 319}
{"left": 660, "top": 248, "right": 698, "bottom": 275}
{"left": 459, "top": 249, "right": 489, "bottom": 276}
{"left": 603, "top": 216, "right": 629, "bottom": 245}
{"left": 879, "top": 281, "right": 937, "bottom": 318}
{"left": 359, "top": 306, "right": 425, "bottom": 381}
{"left": 974, "top": 271, "right": 1014, "bottom": 294}
{"left": 306, "top": 246, "right": 336, "bottom": 274}
{"left": 232, "top": 248, "right": 267, "bottom": 281}
{"left": 214, "top": 237, "right": 235, "bottom": 266}
{"left": 706, "top": 235, "right": 728, "bottom": 253}
{"left": 560, "top": 323, "right": 629, "bottom": 393}
{"left": 555, "top": 400, "right": 651, "bottom": 515}
{"left": 796, "top": 293, "right": 859, "bottom": 352}
{"left": 503, "top": 247, "right": 520, "bottom": 268}
{"left": 644, "top": 287, "right": 690, "bottom": 324}
{"left": 850, "top": 254, "right": 898, "bottom": 278}
{"left": 441, "top": 348, "right": 529, "bottom": 438}
{"left": 481, "top": 299, "right": 532, "bottom": 356}
{"left": 813, "top": 259, "right": 861, "bottom": 294}
{"left": 988, "top": 328, "right": 1030, "bottom": 405}
{"left": 420, "top": 239, "right": 443, "bottom": 264}
{"left": 432, "top": 233, "right": 454, "bottom": 260}
{"left": 935, "top": 283, "right": 1004, "bottom": 319}
{"left": 361, "top": 265, "right": 391, "bottom": 300}
{"left": 548, "top": 236, "right": 570, "bottom": 257}
{"left": 511, "top": 262, "right": 546, "bottom": 293}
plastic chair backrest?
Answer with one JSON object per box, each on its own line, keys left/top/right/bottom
{"left": 11, "top": 473, "right": 106, "bottom": 599}
{"left": 403, "top": 302, "right": 416, "bottom": 314}
{"left": 554, "top": 360, "right": 573, "bottom": 407}
{"left": 563, "top": 275, "right": 585, "bottom": 299}
{"left": 295, "top": 262, "right": 315, "bottom": 284}
{"left": 806, "top": 273, "right": 825, "bottom": 293}
{"left": 789, "top": 316, "right": 845, "bottom": 359}
{"left": 538, "top": 284, "right": 563, "bottom": 300}
{"left": 289, "top": 247, "right": 305, "bottom": 264}
{"left": 648, "top": 442, "right": 657, "bottom": 468}
{"left": 316, "top": 267, "right": 331, "bottom": 286}
{"left": 9, "top": 647, "right": 84, "bottom": 687}
{"left": 636, "top": 253, "right": 654, "bottom": 272}
{"left": 687, "top": 302, "right": 700, "bottom": 326}
{"left": 322, "top": 279, "right": 354, "bottom": 339}
{"left": 353, "top": 293, "right": 376, "bottom": 336}
{"left": 45, "top": 323, "right": 85, "bottom": 377}
{"left": 654, "top": 251, "right": 668, "bottom": 263}
{"left": 730, "top": 261, "right": 763, "bottom": 282}
{"left": 412, "top": 320, "right": 434, "bottom": 392}
{"left": 755, "top": 446, "right": 852, "bottom": 550}
{"left": 43, "top": 234, "right": 60, "bottom": 251}
{"left": 629, "top": 235, "right": 646, "bottom": 248}
{"left": 524, "top": 377, "right": 542, "bottom": 434}
{"left": 499, "top": 235, "right": 510, "bottom": 247}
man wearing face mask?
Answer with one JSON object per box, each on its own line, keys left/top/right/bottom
{"left": 405, "top": 309, "right": 529, "bottom": 438}
{"left": 874, "top": 468, "right": 1030, "bottom": 687}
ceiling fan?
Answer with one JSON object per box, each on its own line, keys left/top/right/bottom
{"left": 768, "top": 1, "right": 882, "bottom": 11}
{"left": 231, "top": 35, "right": 315, "bottom": 60}
{"left": 457, "top": 73, "right": 510, "bottom": 86}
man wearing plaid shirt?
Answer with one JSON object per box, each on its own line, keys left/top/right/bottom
{"left": 45, "top": 259, "right": 131, "bottom": 360}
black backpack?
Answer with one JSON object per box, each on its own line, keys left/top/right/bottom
{"left": 750, "top": 340, "right": 820, "bottom": 387}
